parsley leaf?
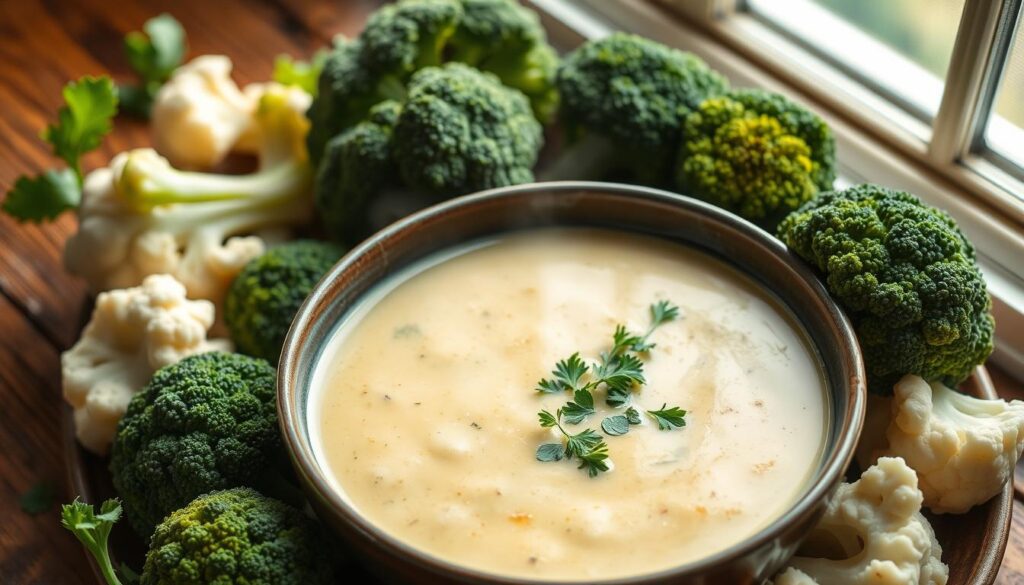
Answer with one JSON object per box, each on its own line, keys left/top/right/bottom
{"left": 42, "top": 76, "right": 118, "bottom": 178}
{"left": 577, "top": 442, "right": 610, "bottom": 477}
{"left": 625, "top": 406, "right": 642, "bottom": 425}
{"left": 561, "top": 388, "right": 595, "bottom": 424}
{"left": 274, "top": 50, "right": 328, "bottom": 96}
{"left": 564, "top": 428, "right": 604, "bottom": 459}
{"left": 536, "top": 443, "right": 564, "bottom": 462}
{"left": 647, "top": 404, "right": 688, "bottom": 430}
{"left": 601, "top": 415, "right": 629, "bottom": 436}
{"left": 20, "top": 481, "right": 55, "bottom": 515}
{"left": 2, "top": 169, "right": 80, "bottom": 223}
{"left": 120, "top": 14, "right": 187, "bottom": 117}
{"left": 536, "top": 352, "right": 588, "bottom": 393}
{"left": 538, "top": 409, "right": 559, "bottom": 428}
{"left": 596, "top": 353, "right": 645, "bottom": 394}
{"left": 650, "top": 300, "right": 680, "bottom": 327}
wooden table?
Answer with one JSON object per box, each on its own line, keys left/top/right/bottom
{"left": 1, "top": 0, "right": 1023, "bottom": 583}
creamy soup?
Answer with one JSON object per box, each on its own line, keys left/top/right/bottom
{"left": 311, "top": 228, "right": 827, "bottom": 581}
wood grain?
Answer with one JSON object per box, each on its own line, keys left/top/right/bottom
{"left": 0, "top": 0, "right": 1021, "bottom": 584}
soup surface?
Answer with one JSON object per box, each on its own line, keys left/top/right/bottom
{"left": 311, "top": 228, "right": 826, "bottom": 581}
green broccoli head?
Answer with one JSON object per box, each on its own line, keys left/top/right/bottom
{"left": 557, "top": 32, "right": 728, "bottom": 180}
{"left": 225, "top": 241, "right": 345, "bottom": 365}
{"left": 141, "top": 488, "right": 334, "bottom": 585}
{"left": 110, "top": 352, "right": 285, "bottom": 535}
{"left": 777, "top": 184, "right": 994, "bottom": 393}
{"left": 315, "top": 100, "right": 402, "bottom": 242}
{"left": 393, "top": 63, "right": 543, "bottom": 196}
{"left": 307, "top": 0, "right": 558, "bottom": 162}
{"left": 676, "top": 89, "right": 836, "bottom": 224}
{"left": 449, "top": 0, "right": 560, "bottom": 122}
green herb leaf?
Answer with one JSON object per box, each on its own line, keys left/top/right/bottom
{"left": 596, "top": 353, "right": 645, "bottom": 394}
{"left": 610, "top": 324, "right": 642, "bottom": 358}
{"left": 537, "top": 352, "right": 589, "bottom": 394}
{"left": 601, "top": 415, "right": 629, "bottom": 436}
{"left": 2, "top": 169, "right": 80, "bottom": 223}
{"left": 538, "top": 409, "right": 559, "bottom": 428}
{"left": 536, "top": 443, "right": 564, "bottom": 462}
{"left": 125, "top": 14, "right": 186, "bottom": 85}
{"left": 41, "top": 76, "right": 118, "bottom": 178}
{"left": 647, "top": 403, "right": 688, "bottom": 430}
{"left": 625, "top": 406, "right": 642, "bottom": 425}
{"left": 577, "top": 441, "right": 610, "bottom": 477}
{"left": 565, "top": 428, "right": 604, "bottom": 459}
{"left": 273, "top": 50, "right": 328, "bottom": 96}
{"left": 561, "top": 388, "right": 596, "bottom": 424}
{"left": 650, "top": 300, "right": 680, "bottom": 327}
{"left": 19, "top": 481, "right": 55, "bottom": 515}
{"left": 61, "top": 498, "right": 124, "bottom": 585}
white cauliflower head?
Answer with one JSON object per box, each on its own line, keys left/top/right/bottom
{"left": 881, "top": 374, "right": 1024, "bottom": 514}
{"left": 65, "top": 84, "right": 313, "bottom": 310}
{"left": 62, "top": 274, "right": 231, "bottom": 454}
{"left": 777, "top": 457, "right": 948, "bottom": 585}
{"left": 151, "top": 55, "right": 258, "bottom": 170}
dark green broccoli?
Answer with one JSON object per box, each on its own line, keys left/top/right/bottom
{"left": 307, "top": 0, "right": 558, "bottom": 162}
{"left": 315, "top": 100, "right": 402, "bottom": 241}
{"left": 394, "top": 63, "right": 542, "bottom": 195}
{"left": 553, "top": 33, "right": 729, "bottom": 183}
{"left": 448, "top": 0, "right": 560, "bottom": 122}
{"left": 314, "top": 64, "right": 542, "bottom": 241}
{"left": 676, "top": 89, "right": 836, "bottom": 226}
{"left": 777, "top": 184, "right": 994, "bottom": 393}
{"left": 141, "top": 488, "right": 333, "bottom": 585}
{"left": 110, "top": 352, "right": 287, "bottom": 535}
{"left": 225, "top": 241, "right": 345, "bottom": 365}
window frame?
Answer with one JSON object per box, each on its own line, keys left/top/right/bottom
{"left": 527, "top": 0, "right": 1024, "bottom": 379}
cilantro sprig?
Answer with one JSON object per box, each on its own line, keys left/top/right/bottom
{"left": 119, "top": 14, "right": 187, "bottom": 117}
{"left": 534, "top": 301, "right": 687, "bottom": 478}
{"left": 536, "top": 409, "right": 610, "bottom": 478}
{"left": 2, "top": 77, "right": 118, "bottom": 223}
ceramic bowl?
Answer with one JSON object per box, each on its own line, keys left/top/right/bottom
{"left": 278, "top": 181, "right": 866, "bottom": 584}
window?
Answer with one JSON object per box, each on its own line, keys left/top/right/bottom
{"left": 746, "top": 0, "right": 965, "bottom": 119}
{"left": 527, "top": 0, "right": 1024, "bottom": 378}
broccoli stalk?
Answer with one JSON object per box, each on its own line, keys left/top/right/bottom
{"left": 117, "top": 89, "right": 312, "bottom": 211}
{"left": 60, "top": 499, "right": 126, "bottom": 585}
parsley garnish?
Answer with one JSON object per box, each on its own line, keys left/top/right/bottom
{"left": 537, "top": 409, "right": 609, "bottom": 477}
{"left": 534, "top": 301, "right": 687, "bottom": 478}
{"left": 647, "top": 404, "right": 688, "bottom": 430}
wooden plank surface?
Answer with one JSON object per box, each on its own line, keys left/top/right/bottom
{"left": 0, "top": 0, "right": 1021, "bottom": 583}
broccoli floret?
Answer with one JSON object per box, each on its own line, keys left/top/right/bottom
{"left": 555, "top": 33, "right": 729, "bottom": 183}
{"left": 315, "top": 100, "right": 402, "bottom": 241}
{"left": 142, "top": 488, "right": 334, "bottom": 585}
{"left": 110, "top": 352, "right": 287, "bottom": 535}
{"left": 225, "top": 240, "right": 345, "bottom": 364}
{"left": 448, "top": 0, "right": 559, "bottom": 122}
{"left": 777, "top": 184, "right": 994, "bottom": 393}
{"left": 394, "top": 63, "right": 542, "bottom": 195}
{"left": 307, "top": 0, "right": 558, "bottom": 162}
{"left": 676, "top": 89, "right": 836, "bottom": 226}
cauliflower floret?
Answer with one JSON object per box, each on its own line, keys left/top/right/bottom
{"left": 152, "top": 55, "right": 258, "bottom": 170}
{"left": 774, "top": 457, "right": 948, "bottom": 585}
{"left": 62, "top": 274, "right": 231, "bottom": 454}
{"left": 876, "top": 374, "right": 1024, "bottom": 514}
{"left": 64, "top": 85, "right": 313, "bottom": 312}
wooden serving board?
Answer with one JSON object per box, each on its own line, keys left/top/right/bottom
{"left": 63, "top": 294, "right": 1011, "bottom": 585}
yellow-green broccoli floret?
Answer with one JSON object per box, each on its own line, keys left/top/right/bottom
{"left": 141, "top": 488, "right": 334, "bottom": 585}
{"left": 110, "top": 352, "right": 287, "bottom": 536}
{"left": 777, "top": 184, "right": 994, "bottom": 394}
{"left": 225, "top": 240, "right": 345, "bottom": 365}
{"left": 676, "top": 89, "right": 836, "bottom": 225}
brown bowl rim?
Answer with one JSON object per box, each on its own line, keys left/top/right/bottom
{"left": 277, "top": 180, "right": 867, "bottom": 583}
